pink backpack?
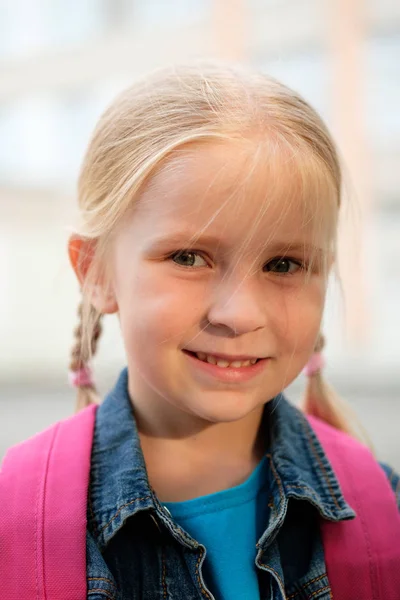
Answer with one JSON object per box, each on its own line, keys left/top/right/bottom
{"left": 1, "top": 405, "right": 400, "bottom": 599}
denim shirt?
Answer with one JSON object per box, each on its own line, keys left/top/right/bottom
{"left": 86, "top": 368, "right": 400, "bottom": 600}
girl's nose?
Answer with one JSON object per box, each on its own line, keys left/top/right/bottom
{"left": 206, "top": 278, "right": 267, "bottom": 336}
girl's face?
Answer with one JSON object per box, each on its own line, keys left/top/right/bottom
{"left": 108, "top": 141, "right": 334, "bottom": 424}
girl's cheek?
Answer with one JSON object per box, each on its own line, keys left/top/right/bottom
{"left": 128, "top": 278, "right": 207, "bottom": 335}
{"left": 274, "top": 285, "right": 325, "bottom": 337}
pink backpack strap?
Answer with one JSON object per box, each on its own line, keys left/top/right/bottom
{"left": 308, "top": 415, "right": 400, "bottom": 600}
{"left": 0, "top": 403, "right": 97, "bottom": 600}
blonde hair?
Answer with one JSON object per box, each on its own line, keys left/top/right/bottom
{"left": 70, "top": 61, "right": 367, "bottom": 443}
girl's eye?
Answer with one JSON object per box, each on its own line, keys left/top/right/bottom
{"left": 264, "top": 258, "right": 302, "bottom": 275}
{"left": 170, "top": 251, "right": 208, "bottom": 268}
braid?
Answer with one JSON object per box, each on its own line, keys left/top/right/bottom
{"left": 314, "top": 332, "right": 325, "bottom": 354}
{"left": 69, "top": 300, "right": 103, "bottom": 413}
{"left": 302, "top": 333, "right": 373, "bottom": 449}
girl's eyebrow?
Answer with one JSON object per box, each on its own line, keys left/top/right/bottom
{"left": 266, "top": 242, "right": 325, "bottom": 255}
{"left": 146, "top": 233, "right": 325, "bottom": 255}
{"left": 146, "top": 232, "right": 226, "bottom": 249}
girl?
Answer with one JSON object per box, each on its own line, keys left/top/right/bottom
{"left": 1, "top": 62, "right": 400, "bottom": 600}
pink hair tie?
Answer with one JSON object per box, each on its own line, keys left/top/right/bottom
{"left": 303, "top": 352, "right": 325, "bottom": 377}
{"left": 68, "top": 365, "right": 94, "bottom": 388}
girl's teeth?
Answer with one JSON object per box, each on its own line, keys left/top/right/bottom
{"left": 230, "top": 360, "right": 243, "bottom": 368}
{"left": 215, "top": 359, "right": 229, "bottom": 368}
{"left": 194, "top": 353, "right": 259, "bottom": 368}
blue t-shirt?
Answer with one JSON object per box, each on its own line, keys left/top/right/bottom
{"left": 164, "top": 457, "right": 270, "bottom": 600}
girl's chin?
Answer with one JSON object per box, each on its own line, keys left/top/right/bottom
{"left": 182, "top": 396, "right": 264, "bottom": 424}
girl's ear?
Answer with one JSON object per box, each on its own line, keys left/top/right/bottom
{"left": 68, "top": 236, "right": 118, "bottom": 314}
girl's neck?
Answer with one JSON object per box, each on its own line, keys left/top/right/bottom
{"left": 130, "top": 388, "right": 267, "bottom": 502}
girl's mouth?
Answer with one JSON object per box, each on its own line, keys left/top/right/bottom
{"left": 182, "top": 350, "right": 269, "bottom": 383}
{"left": 184, "top": 350, "right": 260, "bottom": 368}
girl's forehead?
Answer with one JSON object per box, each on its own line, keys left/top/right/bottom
{"left": 133, "top": 141, "right": 337, "bottom": 250}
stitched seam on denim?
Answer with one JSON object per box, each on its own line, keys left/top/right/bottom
{"left": 151, "top": 492, "right": 197, "bottom": 547}
{"left": 257, "top": 562, "right": 286, "bottom": 597}
{"left": 303, "top": 423, "right": 341, "bottom": 510}
{"left": 87, "top": 588, "right": 116, "bottom": 599}
{"left": 308, "top": 585, "right": 331, "bottom": 598}
{"left": 266, "top": 453, "right": 285, "bottom": 503}
{"left": 195, "top": 551, "right": 212, "bottom": 599}
{"left": 256, "top": 454, "right": 285, "bottom": 548}
{"left": 99, "top": 495, "right": 152, "bottom": 534}
{"left": 287, "top": 572, "right": 328, "bottom": 598}
{"left": 287, "top": 484, "right": 317, "bottom": 492}
{"left": 286, "top": 483, "right": 321, "bottom": 498}
{"left": 289, "top": 586, "right": 331, "bottom": 600}
{"left": 268, "top": 497, "right": 276, "bottom": 517}
{"left": 303, "top": 573, "right": 327, "bottom": 587}
{"left": 255, "top": 454, "right": 284, "bottom": 549}
{"left": 160, "top": 516, "right": 198, "bottom": 547}
{"left": 285, "top": 484, "right": 329, "bottom": 510}
{"left": 88, "top": 577, "right": 117, "bottom": 590}
{"left": 161, "top": 545, "right": 168, "bottom": 599}
{"left": 161, "top": 517, "right": 193, "bottom": 545}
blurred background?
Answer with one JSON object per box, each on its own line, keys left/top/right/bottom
{"left": 0, "top": 0, "right": 399, "bottom": 468}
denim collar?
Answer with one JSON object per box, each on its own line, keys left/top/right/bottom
{"left": 88, "top": 368, "right": 355, "bottom": 551}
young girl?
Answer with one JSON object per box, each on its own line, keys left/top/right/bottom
{"left": 1, "top": 62, "right": 400, "bottom": 600}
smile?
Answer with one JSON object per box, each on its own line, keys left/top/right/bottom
{"left": 183, "top": 350, "right": 269, "bottom": 383}
{"left": 189, "top": 351, "right": 259, "bottom": 368}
